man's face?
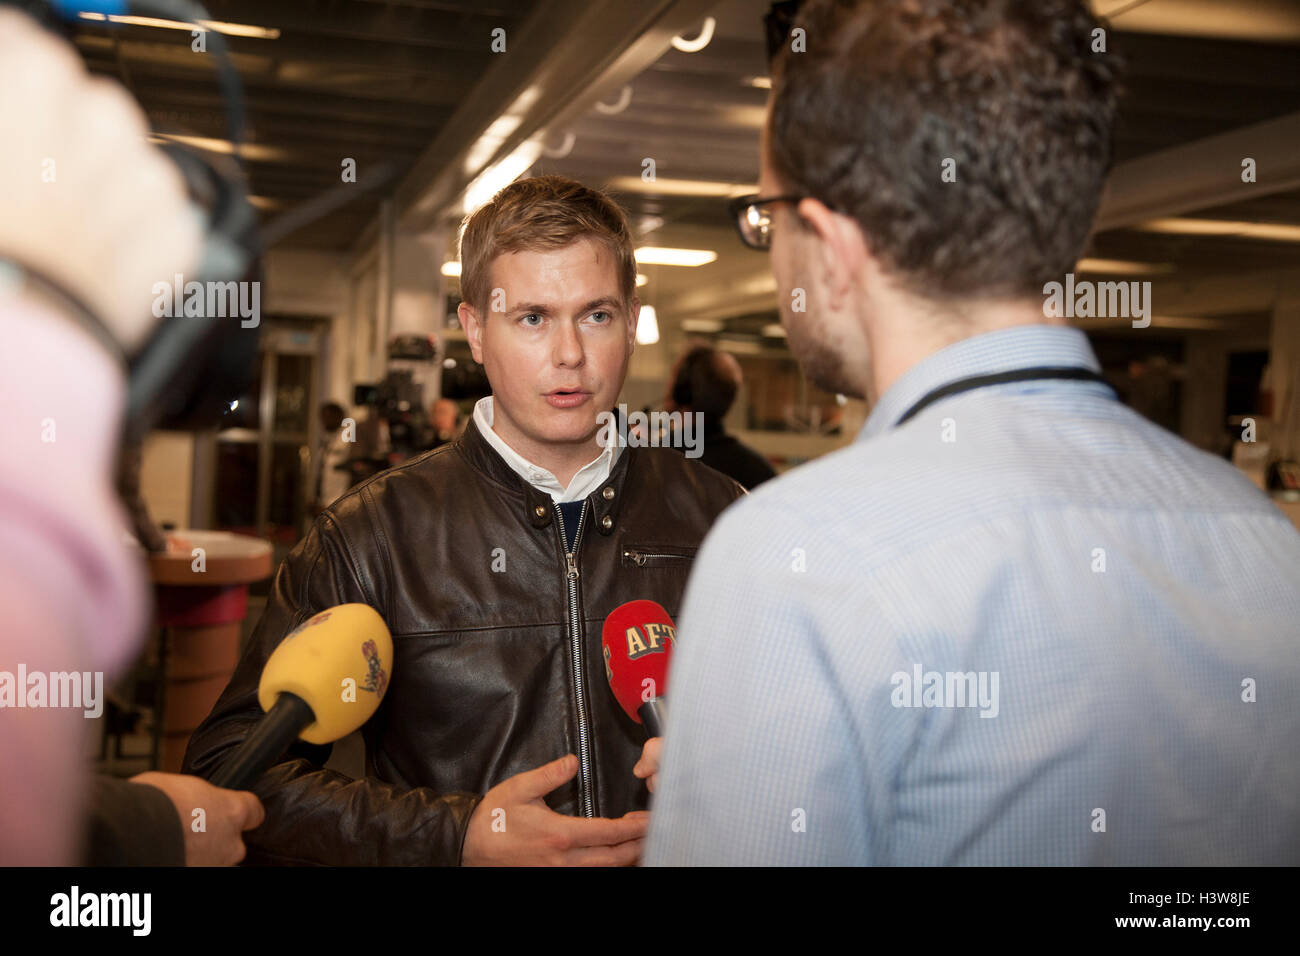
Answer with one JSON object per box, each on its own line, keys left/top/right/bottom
{"left": 761, "top": 112, "right": 869, "bottom": 400}
{"left": 459, "top": 237, "right": 637, "bottom": 460}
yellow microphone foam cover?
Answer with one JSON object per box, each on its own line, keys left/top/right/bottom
{"left": 258, "top": 603, "right": 394, "bottom": 745}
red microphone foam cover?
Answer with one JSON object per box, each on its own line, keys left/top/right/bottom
{"left": 601, "top": 600, "right": 676, "bottom": 724}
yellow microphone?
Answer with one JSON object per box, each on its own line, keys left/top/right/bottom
{"left": 209, "top": 604, "right": 393, "bottom": 790}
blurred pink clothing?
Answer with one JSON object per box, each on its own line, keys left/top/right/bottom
{"left": 0, "top": 294, "right": 150, "bottom": 864}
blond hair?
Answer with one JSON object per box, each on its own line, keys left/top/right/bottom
{"left": 458, "top": 175, "right": 637, "bottom": 315}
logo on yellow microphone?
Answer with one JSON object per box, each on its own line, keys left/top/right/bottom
{"left": 360, "top": 639, "right": 389, "bottom": 696}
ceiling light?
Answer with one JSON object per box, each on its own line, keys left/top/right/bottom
{"left": 148, "top": 133, "right": 288, "bottom": 162}
{"left": 462, "top": 136, "right": 543, "bottom": 215}
{"left": 441, "top": 262, "right": 461, "bottom": 277}
{"left": 1076, "top": 258, "right": 1176, "bottom": 275}
{"left": 671, "top": 17, "right": 716, "bottom": 53}
{"left": 462, "top": 86, "right": 541, "bottom": 175}
{"left": 1132, "top": 218, "right": 1300, "bottom": 243}
{"left": 636, "top": 274, "right": 648, "bottom": 287}
{"left": 635, "top": 247, "right": 717, "bottom": 267}
{"left": 637, "top": 305, "right": 660, "bottom": 345}
{"left": 78, "top": 12, "right": 280, "bottom": 39}
{"left": 608, "top": 177, "right": 758, "bottom": 198}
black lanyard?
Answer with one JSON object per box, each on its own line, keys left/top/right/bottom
{"left": 895, "top": 366, "right": 1116, "bottom": 427}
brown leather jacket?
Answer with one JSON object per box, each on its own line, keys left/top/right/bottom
{"left": 182, "top": 417, "right": 744, "bottom": 865}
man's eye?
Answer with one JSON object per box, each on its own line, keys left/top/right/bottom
{"left": 520, "top": 314, "right": 543, "bottom": 327}
{"left": 588, "top": 311, "right": 611, "bottom": 323}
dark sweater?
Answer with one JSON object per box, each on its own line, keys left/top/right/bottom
{"left": 675, "top": 422, "right": 777, "bottom": 491}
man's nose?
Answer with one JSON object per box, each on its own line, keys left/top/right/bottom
{"left": 552, "top": 319, "right": 585, "bottom": 368}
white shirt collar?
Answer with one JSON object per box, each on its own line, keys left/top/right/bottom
{"left": 472, "top": 395, "right": 620, "bottom": 503}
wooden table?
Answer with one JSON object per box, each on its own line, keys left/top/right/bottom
{"left": 147, "top": 531, "right": 272, "bottom": 772}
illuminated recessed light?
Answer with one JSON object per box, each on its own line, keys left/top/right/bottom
{"left": 441, "top": 262, "right": 462, "bottom": 277}
{"left": 635, "top": 247, "right": 717, "bottom": 267}
{"left": 148, "top": 133, "right": 288, "bottom": 162}
{"left": 608, "top": 177, "right": 758, "bottom": 198}
{"left": 1076, "top": 258, "right": 1175, "bottom": 275}
{"left": 78, "top": 12, "right": 280, "bottom": 39}
{"left": 1132, "top": 218, "right": 1300, "bottom": 243}
{"left": 636, "top": 273, "right": 648, "bottom": 287}
{"left": 637, "top": 305, "right": 660, "bottom": 345}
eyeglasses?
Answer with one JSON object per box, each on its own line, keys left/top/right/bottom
{"left": 728, "top": 194, "right": 805, "bottom": 251}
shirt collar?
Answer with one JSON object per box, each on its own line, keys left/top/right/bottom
{"left": 861, "top": 324, "right": 1104, "bottom": 442}
{"left": 472, "top": 395, "right": 621, "bottom": 503}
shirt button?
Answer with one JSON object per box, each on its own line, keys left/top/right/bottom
{"left": 602, "top": 487, "right": 615, "bottom": 500}
{"left": 601, "top": 515, "right": 613, "bottom": 531}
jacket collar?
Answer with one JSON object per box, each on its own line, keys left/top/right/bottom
{"left": 454, "top": 415, "right": 635, "bottom": 540}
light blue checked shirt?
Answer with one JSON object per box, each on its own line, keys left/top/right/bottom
{"left": 644, "top": 324, "right": 1300, "bottom": 865}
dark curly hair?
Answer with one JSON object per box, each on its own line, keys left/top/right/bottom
{"left": 768, "top": 0, "right": 1123, "bottom": 301}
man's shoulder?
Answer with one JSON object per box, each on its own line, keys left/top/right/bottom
{"left": 632, "top": 445, "right": 746, "bottom": 504}
{"left": 318, "top": 443, "right": 469, "bottom": 529}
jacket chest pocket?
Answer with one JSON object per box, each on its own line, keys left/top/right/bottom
{"left": 621, "top": 545, "right": 698, "bottom": 568}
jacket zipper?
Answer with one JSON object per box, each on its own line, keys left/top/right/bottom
{"left": 623, "top": 548, "right": 694, "bottom": 567}
{"left": 557, "top": 501, "right": 595, "bottom": 818}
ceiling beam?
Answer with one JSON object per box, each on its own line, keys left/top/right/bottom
{"left": 1096, "top": 111, "right": 1300, "bottom": 232}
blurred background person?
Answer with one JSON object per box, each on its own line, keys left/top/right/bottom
{"left": 429, "top": 397, "right": 463, "bottom": 450}
{"left": 665, "top": 345, "right": 776, "bottom": 490}
{"left": 308, "top": 401, "right": 351, "bottom": 518}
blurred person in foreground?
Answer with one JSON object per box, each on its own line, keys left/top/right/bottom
{"left": 643, "top": 0, "right": 1300, "bottom": 864}
{"left": 0, "top": 9, "right": 261, "bottom": 865}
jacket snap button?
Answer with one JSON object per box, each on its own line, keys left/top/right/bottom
{"left": 602, "top": 487, "right": 615, "bottom": 500}
{"left": 601, "top": 515, "right": 613, "bottom": 530}
{"left": 534, "top": 505, "right": 546, "bottom": 518}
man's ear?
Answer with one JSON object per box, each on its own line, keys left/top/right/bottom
{"left": 458, "top": 301, "right": 485, "bottom": 365}
{"left": 627, "top": 296, "right": 640, "bottom": 354}
{"left": 797, "top": 198, "right": 865, "bottom": 313}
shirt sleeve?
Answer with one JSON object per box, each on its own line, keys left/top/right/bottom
{"left": 83, "top": 777, "right": 185, "bottom": 866}
{"left": 643, "top": 498, "right": 874, "bottom": 865}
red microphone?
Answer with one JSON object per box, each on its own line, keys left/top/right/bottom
{"left": 601, "top": 600, "right": 676, "bottom": 737}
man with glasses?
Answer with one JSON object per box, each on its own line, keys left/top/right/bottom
{"left": 644, "top": 0, "right": 1300, "bottom": 865}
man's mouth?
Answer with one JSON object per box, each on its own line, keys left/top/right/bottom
{"left": 545, "top": 387, "right": 593, "bottom": 408}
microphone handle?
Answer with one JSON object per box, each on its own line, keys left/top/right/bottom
{"left": 637, "top": 698, "right": 667, "bottom": 738}
{"left": 209, "top": 692, "right": 315, "bottom": 790}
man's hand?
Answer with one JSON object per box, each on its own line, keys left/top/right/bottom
{"left": 632, "top": 737, "right": 662, "bottom": 794}
{"left": 129, "top": 771, "right": 264, "bottom": 866}
{"left": 0, "top": 8, "right": 202, "bottom": 353}
{"left": 462, "top": 754, "right": 649, "bottom": 866}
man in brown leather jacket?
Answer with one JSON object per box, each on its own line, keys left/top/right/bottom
{"left": 182, "top": 175, "right": 743, "bottom": 865}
